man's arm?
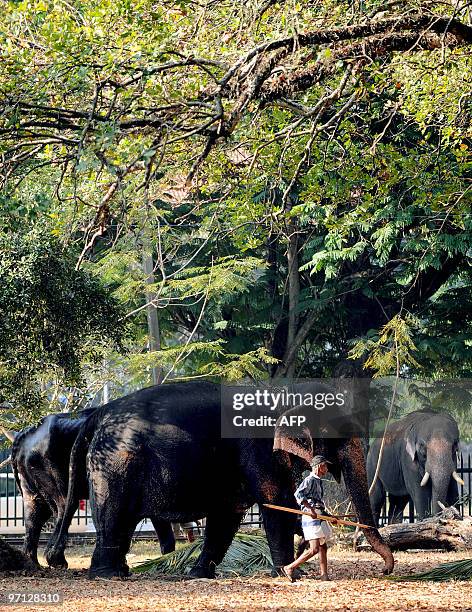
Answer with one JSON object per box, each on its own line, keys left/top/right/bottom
{"left": 299, "top": 500, "right": 318, "bottom": 518}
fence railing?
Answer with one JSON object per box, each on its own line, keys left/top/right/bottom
{"left": 1, "top": 450, "right": 471, "bottom": 535}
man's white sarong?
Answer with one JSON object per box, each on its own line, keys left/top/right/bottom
{"left": 301, "top": 515, "right": 334, "bottom": 545}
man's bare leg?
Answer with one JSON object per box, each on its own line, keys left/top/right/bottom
{"left": 319, "top": 542, "right": 329, "bottom": 579}
{"left": 283, "top": 540, "right": 320, "bottom": 580}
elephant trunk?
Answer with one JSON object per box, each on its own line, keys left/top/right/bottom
{"left": 429, "top": 462, "right": 455, "bottom": 515}
{"left": 337, "top": 437, "right": 394, "bottom": 574}
{"left": 426, "top": 437, "right": 460, "bottom": 514}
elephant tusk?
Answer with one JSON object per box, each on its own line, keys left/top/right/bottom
{"left": 0, "top": 427, "right": 18, "bottom": 442}
{"left": 0, "top": 456, "right": 11, "bottom": 469}
{"left": 420, "top": 471, "right": 430, "bottom": 486}
{"left": 452, "top": 471, "right": 464, "bottom": 486}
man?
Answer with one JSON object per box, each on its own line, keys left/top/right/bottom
{"left": 282, "top": 455, "right": 337, "bottom": 582}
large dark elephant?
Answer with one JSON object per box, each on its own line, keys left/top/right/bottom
{"left": 367, "top": 410, "right": 463, "bottom": 525}
{"left": 8, "top": 411, "right": 175, "bottom": 567}
{"left": 47, "top": 381, "right": 393, "bottom": 578}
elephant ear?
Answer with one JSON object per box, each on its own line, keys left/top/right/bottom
{"left": 273, "top": 409, "right": 313, "bottom": 465}
{"left": 405, "top": 429, "right": 417, "bottom": 462}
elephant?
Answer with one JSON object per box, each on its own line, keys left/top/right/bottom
{"left": 367, "top": 410, "right": 463, "bottom": 525}
{"left": 47, "top": 380, "right": 394, "bottom": 578}
{"left": 8, "top": 410, "right": 175, "bottom": 567}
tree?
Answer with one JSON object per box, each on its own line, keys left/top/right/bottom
{"left": 0, "top": 228, "right": 127, "bottom": 423}
{"left": 0, "top": 0, "right": 471, "bottom": 393}
{"left": 2, "top": 0, "right": 472, "bottom": 573}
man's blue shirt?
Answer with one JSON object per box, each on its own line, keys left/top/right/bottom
{"left": 294, "top": 473, "right": 325, "bottom": 511}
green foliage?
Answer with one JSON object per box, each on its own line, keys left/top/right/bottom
{"left": 0, "top": 0, "right": 472, "bottom": 415}
{"left": 200, "top": 348, "right": 279, "bottom": 381}
{"left": 0, "top": 228, "right": 126, "bottom": 421}
{"left": 350, "top": 315, "right": 421, "bottom": 377}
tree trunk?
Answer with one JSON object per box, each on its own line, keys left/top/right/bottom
{"left": 361, "top": 511, "right": 472, "bottom": 551}
{"left": 142, "top": 252, "right": 162, "bottom": 385}
{"left": 0, "top": 538, "right": 35, "bottom": 571}
{"left": 285, "top": 229, "right": 300, "bottom": 377}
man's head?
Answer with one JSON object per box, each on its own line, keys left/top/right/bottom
{"left": 311, "top": 454, "right": 331, "bottom": 477}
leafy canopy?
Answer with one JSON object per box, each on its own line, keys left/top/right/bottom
{"left": 0, "top": 228, "right": 126, "bottom": 422}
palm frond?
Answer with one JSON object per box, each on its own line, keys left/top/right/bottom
{"left": 132, "top": 539, "right": 202, "bottom": 575}
{"left": 390, "top": 558, "right": 472, "bottom": 582}
{"left": 132, "top": 533, "right": 273, "bottom": 577}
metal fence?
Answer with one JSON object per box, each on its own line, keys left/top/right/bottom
{"left": 1, "top": 450, "right": 471, "bottom": 535}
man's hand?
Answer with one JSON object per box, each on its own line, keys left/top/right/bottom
{"left": 301, "top": 502, "right": 317, "bottom": 519}
{"left": 330, "top": 517, "right": 338, "bottom": 525}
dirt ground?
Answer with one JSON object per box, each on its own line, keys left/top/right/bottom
{"left": 1, "top": 542, "right": 472, "bottom": 611}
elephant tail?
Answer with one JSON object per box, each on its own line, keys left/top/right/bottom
{"left": 45, "top": 414, "right": 96, "bottom": 562}
{"left": 63, "top": 410, "right": 99, "bottom": 527}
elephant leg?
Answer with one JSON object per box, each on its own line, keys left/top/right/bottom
{"left": 188, "top": 510, "right": 244, "bottom": 579}
{"left": 369, "top": 479, "right": 385, "bottom": 527}
{"left": 387, "top": 497, "right": 396, "bottom": 524}
{"left": 23, "top": 495, "right": 52, "bottom": 566}
{"left": 237, "top": 441, "right": 297, "bottom": 574}
{"left": 151, "top": 518, "right": 175, "bottom": 555}
{"left": 117, "top": 522, "right": 139, "bottom": 576}
{"left": 89, "top": 484, "right": 137, "bottom": 579}
{"left": 260, "top": 504, "right": 297, "bottom": 576}
{"left": 90, "top": 521, "right": 135, "bottom": 580}
{"left": 44, "top": 500, "right": 72, "bottom": 569}
{"left": 387, "top": 495, "right": 409, "bottom": 525}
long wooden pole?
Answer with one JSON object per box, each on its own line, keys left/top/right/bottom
{"left": 263, "top": 503, "right": 372, "bottom": 530}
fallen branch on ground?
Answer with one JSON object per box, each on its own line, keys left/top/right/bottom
{"left": 358, "top": 508, "right": 472, "bottom": 552}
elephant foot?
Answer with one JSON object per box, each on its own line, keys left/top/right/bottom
{"left": 45, "top": 548, "right": 68, "bottom": 569}
{"left": 188, "top": 564, "right": 216, "bottom": 579}
{"left": 50, "top": 561, "right": 68, "bottom": 570}
{"left": 89, "top": 543, "right": 130, "bottom": 579}
{"left": 23, "top": 554, "right": 41, "bottom": 568}
{"left": 89, "top": 565, "right": 129, "bottom": 580}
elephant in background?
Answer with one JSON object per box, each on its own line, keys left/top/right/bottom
{"left": 47, "top": 381, "right": 394, "bottom": 578}
{"left": 367, "top": 410, "right": 463, "bottom": 525}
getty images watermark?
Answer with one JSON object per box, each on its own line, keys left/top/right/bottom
{"left": 221, "top": 378, "right": 472, "bottom": 439}
{"left": 220, "top": 379, "right": 369, "bottom": 438}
